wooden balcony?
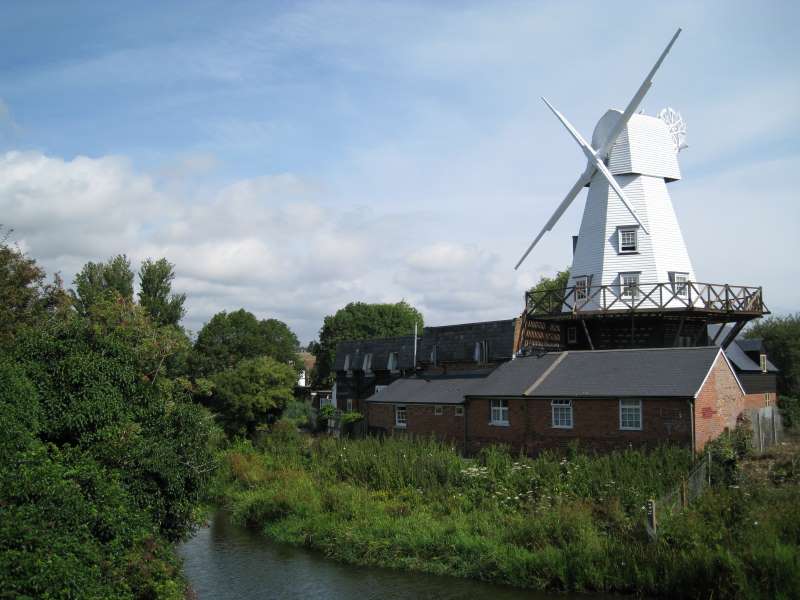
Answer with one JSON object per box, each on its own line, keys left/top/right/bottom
{"left": 526, "top": 281, "right": 767, "bottom": 320}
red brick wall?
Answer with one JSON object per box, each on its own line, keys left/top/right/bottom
{"left": 694, "top": 354, "right": 747, "bottom": 451}
{"left": 744, "top": 392, "right": 776, "bottom": 410}
{"left": 467, "top": 397, "right": 692, "bottom": 454}
{"left": 366, "top": 403, "right": 465, "bottom": 446}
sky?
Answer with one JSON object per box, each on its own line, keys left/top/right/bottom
{"left": 1, "top": 1, "right": 798, "bottom": 343}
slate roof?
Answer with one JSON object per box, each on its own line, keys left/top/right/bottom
{"left": 418, "top": 318, "right": 517, "bottom": 364}
{"left": 333, "top": 336, "right": 416, "bottom": 371}
{"left": 366, "top": 372, "right": 491, "bottom": 405}
{"left": 466, "top": 346, "right": 728, "bottom": 399}
{"left": 723, "top": 339, "right": 778, "bottom": 373}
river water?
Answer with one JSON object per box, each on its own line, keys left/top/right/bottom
{"left": 178, "top": 512, "right": 605, "bottom": 600}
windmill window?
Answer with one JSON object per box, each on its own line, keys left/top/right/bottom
{"left": 575, "top": 276, "right": 589, "bottom": 301}
{"left": 363, "top": 353, "right": 373, "bottom": 375}
{"left": 474, "top": 340, "right": 488, "bottom": 364}
{"left": 670, "top": 272, "right": 689, "bottom": 297}
{"left": 395, "top": 405, "right": 407, "bottom": 428}
{"left": 387, "top": 351, "right": 399, "bottom": 371}
{"left": 490, "top": 399, "right": 509, "bottom": 426}
{"left": 618, "top": 228, "right": 638, "bottom": 253}
{"left": 551, "top": 399, "right": 573, "bottom": 428}
{"left": 567, "top": 327, "right": 577, "bottom": 344}
{"left": 620, "top": 399, "right": 642, "bottom": 430}
{"left": 620, "top": 272, "right": 640, "bottom": 299}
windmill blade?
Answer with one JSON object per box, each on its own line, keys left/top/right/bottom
{"left": 514, "top": 171, "right": 591, "bottom": 270}
{"left": 540, "top": 96, "right": 648, "bottom": 234}
{"left": 593, "top": 158, "right": 649, "bottom": 233}
{"left": 598, "top": 28, "right": 682, "bottom": 160}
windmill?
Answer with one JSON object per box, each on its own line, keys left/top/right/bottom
{"left": 514, "top": 28, "right": 767, "bottom": 352}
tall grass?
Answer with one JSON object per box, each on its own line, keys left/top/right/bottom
{"left": 216, "top": 430, "right": 800, "bottom": 598}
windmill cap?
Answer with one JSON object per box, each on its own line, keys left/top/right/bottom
{"left": 591, "top": 109, "right": 681, "bottom": 181}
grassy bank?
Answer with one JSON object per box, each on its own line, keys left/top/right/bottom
{"left": 215, "top": 426, "right": 800, "bottom": 598}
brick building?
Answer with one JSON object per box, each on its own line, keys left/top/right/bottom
{"left": 366, "top": 346, "right": 755, "bottom": 454}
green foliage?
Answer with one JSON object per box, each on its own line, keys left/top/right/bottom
{"left": 208, "top": 355, "right": 297, "bottom": 436}
{"left": 340, "top": 410, "right": 364, "bottom": 425}
{"left": 282, "top": 398, "right": 315, "bottom": 428}
{"left": 313, "top": 301, "right": 424, "bottom": 386}
{"left": 217, "top": 434, "right": 800, "bottom": 598}
{"left": 778, "top": 395, "right": 800, "bottom": 430}
{"left": 0, "top": 232, "right": 71, "bottom": 343}
{"left": 191, "top": 308, "right": 300, "bottom": 377}
{"left": 746, "top": 314, "right": 800, "bottom": 395}
{"left": 138, "top": 257, "right": 186, "bottom": 326}
{"left": 527, "top": 268, "right": 570, "bottom": 315}
{"left": 71, "top": 254, "right": 135, "bottom": 315}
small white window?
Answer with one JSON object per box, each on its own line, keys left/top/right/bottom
{"left": 670, "top": 272, "right": 689, "bottom": 297}
{"left": 395, "top": 405, "right": 407, "bottom": 428}
{"left": 474, "top": 340, "right": 488, "bottom": 364}
{"left": 620, "top": 399, "right": 642, "bottom": 430}
{"left": 387, "top": 352, "right": 399, "bottom": 371}
{"left": 760, "top": 354, "right": 767, "bottom": 373}
{"left": 346, "top": 397, "right": 353, "bottom": 411}
{"left": 575, "top": 276, "right": 588, "bottom": 301}
{"left": 343, "top": 354, "right": 351, "bottom": 371}
{"left": 374, "top": 384, "right": 387, "bottom": 394}
{"left": 490, "top": 399, "right": 509, "bottom": 425}
{"left": 363, "top": 353, "right": 373, "bottom": 375}
{"left": 620, "top": 272, "right": 640, "bottom": 299}
{"left": 619, "top": 228, "right": 638, "bottom": 253}
{"left": 567, "top": 326, "right": 577, "bottom": 344}
{"left": 434, "top": 405, "right": 443, "bottom": 416}
{"left": 455, "top": 405, "right": 464, "bottom": 417}
{"left": 551, "top": 399, "right": 573, "bottom": 428}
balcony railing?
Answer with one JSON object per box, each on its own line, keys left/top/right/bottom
{"left": 526, "top": 281, "right": 766, "bottom": 317}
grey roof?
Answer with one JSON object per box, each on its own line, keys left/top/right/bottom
{"left": 418, "top": 318, "right": 517, "bottom": 364}
{"left": 334, "top": 336, "right": 417, "bottom": 371}
{"left": 467, "top": 347, "right": 727, "bottom": 399}
{"left": 735, "top": 338, "right": 763, "bottom": 353}
{"left": 724, "top": 339, "right": 778, "bottom": 373}
{"left": 366, "top": 373, "right": 490, "bottom": 405}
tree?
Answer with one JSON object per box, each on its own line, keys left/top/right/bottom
{"left": 72, "top": 254, "right": 134, "bottom": 315}
{"left": 191, "top": 309, "right": 299, "bottom": 377}
{"left": 206, "top": 355, "right": 297, "bottom": 436}
{"left": 313, "top": 301, "right": 424, "bottom": 387}
{"left": 138, "top": 257, "right": 186, "bottom": 327}
{"left": 746, "top": 314, "right": 800, "bottom": 396}
{"left": 0, "top": 231, "right": 70, "bottom": 343}
{"left": 528, "top": 268, "right": 570, "bottom": 315}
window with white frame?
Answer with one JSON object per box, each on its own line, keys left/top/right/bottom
{"left": 567, "top": 326, "right": 577, "bottom": 344}
{"left": 474, "top": 340, "right": 488, "bottom": 364}
{"left": 490, "top": 399, "right": 509, "bottom": 425}
{"left": 551, "top": 399, "right": 573, "bottom": 428}
{"left": 619, "top": 399, "right": 642, "bottom": 430}
{"left": 670, "top": 272, "right": 689, "bottom": 297}
{"left": 395, "top": 405, "right": 407, "bottom": 428}
{"left": 455, "top": 405, "right": 464, "bottom": 417}
{"left": 343, "top": 354, "right": 351, "bottom": 371}
{"left": 434, "top": 405, "right": 443, "bottom": 416}
{"left": 387, "top": 351, "right": 399, "bottom": 371}
{"left": 346, "top": 398, "right": 353, "bottom": 411}
{"left": 620, "top": 272, "right": 640, "bottom": 299}
{"left": 362, "top": 353, "right": 373, "bottom": 375}
{"left": 374, "top": 384, "right": 387, "bottom": 394}
{"left": 575, "top": 276, "right": 589, "bottom": 301}
{"left": 760, "top": 354, "right": 767, "bottom": 373}
{"left": 618, "top": 227, "right": 638, "bottom": 253}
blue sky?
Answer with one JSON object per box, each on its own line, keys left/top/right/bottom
{"left": 1, "top": 1, "right": 798, "bottom": 342}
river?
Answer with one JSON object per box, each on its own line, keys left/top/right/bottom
{"left": 178, "top": 512, "right": 609, "bottom": 600}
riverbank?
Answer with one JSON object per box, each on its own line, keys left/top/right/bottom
{"left": 212, "top": 426, "right": 800, "bottom": 598}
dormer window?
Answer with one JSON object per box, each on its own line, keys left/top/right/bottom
{"left": 474, "top": 340, "right": 488, "bottom": 364}
{"left": 618, "top": 227, "right": 638, "bottom": 253}
{"left": 362, "top": 353, "right": 373, "bottom": 375}
{"left": 343, "top": 354, "right": 351, "bottom": 371}
{"left": 760, "top": 354, "right": 767, "bottom": 373}
{"left": 430, "top": 344, "right": 438, "bottom": 366}
{"left": 387, "top": 351, "right": 399, "bottom": 371}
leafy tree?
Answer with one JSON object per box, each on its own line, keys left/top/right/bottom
{"left": 313, "top": 301, "right": 424, "bottom": 386}
{"left": 206, "top": 355, "right": 297, "bottom": 436}
{"left": 0, "top": 232, "right": 70, "bottom": 343}
{"left": 71, "top": 254, "right": 134, "bottom": 315}
{"left": 528, "top": 267, "right": 570, "bottom": 314}
{"left": 138, "top": 257, "right": 186, "bottom": 326}
{"left": 746, "top": 314, "right": 800, "bottom": 395}
{"left": 191, "top": 309, "right": 299, "bottom": 377}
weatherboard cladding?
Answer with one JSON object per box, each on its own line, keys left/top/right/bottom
{"left": 333, "top": 336, "right": 416, "bottom": 371}
{"left": 418, "top": 319, "right": 517, "bottom": 364}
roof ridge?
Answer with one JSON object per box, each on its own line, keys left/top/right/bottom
{"left": 524, "top": 351, "right": 568, "bottom": 395}
{"left": 565, "top": 346, "right": 718, "bottom": 354}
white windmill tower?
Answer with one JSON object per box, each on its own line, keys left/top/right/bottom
{"left": 515, "top": 29, "right": 766, "bottom": 351}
